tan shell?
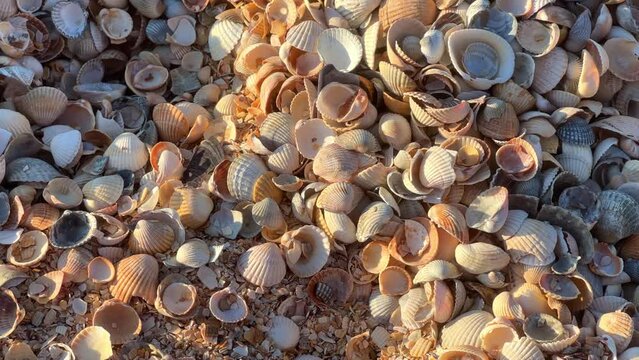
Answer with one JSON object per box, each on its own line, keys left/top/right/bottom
{"left": 324, "top": 210, "right": 357, "bottom": 244}
{"left": 504, "top": 218, "right": 556, "bottom": 266}
{"left": 70, "top": 326, "right": 113, "bottom": 360}
{"left": 478, "top": 98, "right": 519, "bottom": 141}
{"left": 455, "top": 242, "right": 510, "bottom": 274}
{"left": 413, "top": 260, "right": 461, "bottom": 284}
{"left": 103, "top": 133, "right": 149, "bottom": 172}
{"left": 7, "top": 230, "right": 48, "bottom": 267}
{"left": 155, "top": 274, "right": 198, "bottom": 319}
{"left": 388, "top": 217, "right": 447, "bottom": 266}
{"left": 516, "top": 20, "right": 560, "bottom": 57}
{"left": 492, "top": 291, "right": 525, "bottom": 320}
{"left": 441, "top": 311, "right": 494, "bottom": 348}
{"left": 378, "top": 113, "right": 412, "bottom": 150}
{"left": 316, "top": 182, "right": 363, "bottom": 213}
{"left": 0, "top": 289, "right": 24, "bottom": 339}
{"left": 153, "top": 103, "right": 190, "bottom": 142}
{"left": 208, "top": 287, "right": 248, "bottom": 323}
{"left": 604, "top": 38, "right": 639, "bottom": 82}
{"left": 57, "top": 248, "right": 92, "bottom": 283}
{"left": 368, "top": 289, "right": 399, "bottom": 323}
{"left": 109, "top": 254, "right": 159, "bottom": 304}
{"left": 480, "top": 318, "right": 520, "bottom": 356}
{"left": 87, "top": 257, "right": 115, "bottom": 284}
{"left": 295, "top": 118, "right": 337, "bottom": 160}
{"left": 307, "top": 267, "right": 354, "bottom": 307}
{"left": 175, "top": 239, "right": 210, "bottom": 268}
{"left": 237, "top": 242, "right": 287, "bottom": 287}
{"left": 92, "top": 299, "right": 141, "bottom": 345}
{"left": 596, "top": 311, "right": 634, "bottom": 351}
{"left": 27, "top": 271, "right": 64, "bottom": 304}
{"left": 439, "top": 346, "right": 489, "bottom": 360}
{"left": 466, "top": 186, "right": 509, "bottom": 233}
{"left": 497, "top": 337, "right": 544, "bottom": 360}
{"left": 4, "top": 341, "right": 36, "bottom": 360}
{"left": 361, "top": 241, "right": 391, "bottom": 274}
{"left": 43, "top": 178, "right": 83, "bottom": 209}
{"left": 252, "top": 197, "right": 286, "bottom": 230}
{"left": 379, "top": 266, "right": 412, "bottom": 296}
{"left": 511, "top": 283, "right": 553, "bottom": 316}
{"left": 208, "top": 19, "right": 243, "bottom": 61}
{"left": 14, "top": 87, "right": 67, "bottom": 126}
{"left": 379, "top": 0, "right": 437, "bottom": 31}
{"left": 23, "top": 203, "right": 59, "bottom": 231}
{"left": 281, "top": 225, "right": 330, "bottom": 278}
{"left": 169, "top": 187, "right": 214, "bottom": 228}
{"left": 227, "top": 153, "right": 269, "bottom": 202}
{"left": 82, "top": 175, "right": 124, "bottom": 211}
{"left": 268, "top": 316, "right": 300, "bottom": 350}
{"left": 128, "top": 219, "right": 175, "bottom": 254}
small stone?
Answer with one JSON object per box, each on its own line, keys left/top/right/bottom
{"left": 55, "top": 325, "right": 68, "bottom": 335}
{"left": 232, "top": 345, "right": 249, "bottom": 357}
{"left": 31, "top": 311, "right": 44, "bottom": 326}
{"left": 42, "top": 309, "right": 57, "bottom": 325}
{"left": 71, "top": 298, "right": 87, "bottom": 315}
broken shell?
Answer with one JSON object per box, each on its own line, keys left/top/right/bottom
{"left": 596, "top": 311, "right": 634, "bottom": 351}
{"left": 92, "top": 299, "right": 141, "bottom": 345}
{"left": 281, "top": 225, "right": 330, "bottom": 278}
{"left": 70, "top": 326, "right": 113, "bottom": 360}
{"left": 208, "top": 287, "right": 248, "bottom": 323}
{"left": 379, "top": 266, "right": 412, "bottom": 296}
{"left": 523, "top": 313, "right": 565, "bottom": 342}
{"left": 23, "top": 203, "right": 59, "bottom": 231}
{"left": 57, "top": 248, "right": 92, "bottom": 283}
{"left": 7, "top": 230, "right": 48, "bottom": 267}
{"left": 361, "top": 241, "right": 391, "bottom": 274}
{"left": 268, "top": 316, "right": 300, "bottom": 350}
{"left": 466, "top": 186, "right": 509, "bottom": 233}
{"left": 237, "top": 242, "right": 287, "bottom": 287}
{"left": 27, "top": 271, "right": 64, "bottom": 304}
{"left": 0, "top": 289, "right": 24, "bottom": 339}
{"left": 307, "top": 267, "right": 354, "bottom": 308}
{"left": 43, "top": 178, "right": 83, "bottom": 209}
{"left": 109, "top": 254, "right": 159, "bottom": 304}
{"left": 50, "top": 211, "right": 97, "bottom": 249}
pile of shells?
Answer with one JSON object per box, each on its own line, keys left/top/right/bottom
{"left": 0, "top": 0, "right": 639, "bottom": 357}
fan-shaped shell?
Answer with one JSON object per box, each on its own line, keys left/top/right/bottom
{"left": 49, "top": 129, "right": 82, "bottom": 168}
{"left": 43, "top": 178, "right": 83, "bottom": 209}
{"left": 227, "top": 153, "right": 268, "bottom": 202}
{"left": 356, "top": 202, "right": 394, "bottom": 243}
{"left": 82, "top": 175, "right": 124, "bottom": 211}
{"left": 51, "top": 0, "right": 87, "bottom": 39}
{"left": 6, "top": 157, "right": 62, "bottom": 188}
{"left": 455, "top": 242, "right": 510, "bottom": 274}
{"left": 27, "top": 271, "right": 64, "bottom": 304}
{"left": 317, "top": 28, "right": 362, "bottom": 72}
{"left": 87, "top": 256, "right": 115, "bottom": 284}
{"left": 109, "top": 254, "right": 159, "bottom": 304}
{"left": 334, "top": 0, "right": 382, "bottom": 27}
{"left": 152, "top": 103, "right": 189, "bottom": 143}
{"left": 14, "top": 87, "right": 67, "bottom": 126}
{"left": 379, "top": 0, "right": 437, "bottom": 31}
{"left": 0, "top": 289, "right": 24, "bottom": 339}
{"left": 92, "top": 299, "right": 141, "bottom": 345}
{"left": 237, "top": 242, "right": 287, "bottom": 287}
{"left": 441, "top": 311, "right": 494, "bottom": 348}
{"left": 268, "top": 316, "right": 300, "bottom": 350}
{"left": 604, "top": 38, "right": 639, "bottom": 82}
{"left": 128, "top": 219, "right": 175, "bottom": 254}
{"left": 23, "top": 203, "right": 59, "bottom": 231}
{"left": 104, "top": 133, "right": 149, "bottom": 172}
{"left": 208, "top": 287, "right": 248, "bottom": 323}
{"left": 497, "top": 337, "right": 544, "bottom": 360}
{"left": 466, "top": 186, "right": 509, "bottom": 233}
{"left": 208, "top": 19, "right": 243, "bottom": 61}
{"left": 57, "top": 248, "right": 92, "bottom": 283}
{"left": 175, "top": 239, "right": 210, "bottom": 268}
{"left": 70, "top": 326, "right": 112, "bottom": 360}
{"left": 168, "top": 187, "right": 214, "bottom": 228}
{"left": 593, "top": 190, "right": 639, "bottom": 244}
{"left": 596, "top": 311, "right": 634, "bottom": 351}
{"left": 523, "top": 313, "right": 564, "bottom": 342}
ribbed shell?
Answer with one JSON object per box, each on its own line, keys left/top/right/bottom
{"left": 317, "top": 28, "right": 363, "bottom": 73}
{"left": 57, "top": 248, "right": 92, "bottom": 283}
{"left": 335, "top": 130, "right": 381, "bottom": 154}
{"left": 593, "top": 190, "right": 639, "bottom": 244}
{"left": 252, "top": 197, "right": 286, "bottom": 230}
{"left": 128, "top": 220, "right": 175, "bottom": 254}
{"left": 286, "top": 20, "right": 323, "bottom": 52}
{"left": 413, "top": 260, "right": 461, "bottom": 283}
{"left": 14, "top": 87, "right": 67, "bottom": 126}
{"left": 532, "top": 47, "right": 568, "bottom": 94}
{"left": 49, "top": 129, "right": 81, "bottom": 168}
{"left": 152, "top": 103, "right": 189, "bottom": 142}
{"left": 504, "top": 218, "right": 556, "bottom": 266}
{"left": 109, "top": 254, "right": 159, "bottom": 304}
{"left": 260, "top": 112, "right": 296, "bottom": 151}
{"left": 379, "top": 0, "right": 437, "bottom": 31}
{"left": 268, "top": 316, "right": 300, "bottom": 350}
{"left": 104, "top": 133, "right": 149, "bottom": 172}
{"left": 316, "top": 182, "right": 363, "bottom": 213}
{"left": 282, "top": 225, "right": 330, "bottom": 278}
{"left": 324, "top": 210, "right": 357, "bottom": 244}
{"left": 334, "top": 0, "right": 381, "bottom": 27}
{"left": 379, "top": 61, "right": 418, "bottom": 96}
{"left": 208, "top": 19, "right": 243, "bottom": 61}
{"left": 130, "top": 0, "right": 165, "bottom": 18}
{"left": 227, "top": 153, "right": 268, "bottom": 202}
{"left": 356, "top": 202, "right": 394, "bottom": 242}
{"left": 70, "top": 326, "right": 113, "bottom": 360}
{"left": 208, "top": 287, "right": 248, "bottom": 323}
{"left": 27, "top": 271, "right": 64, "bottom": 304}
{"left": 0, "top": 110, "right": 31, "bottom": 138}
{"left": 455, "top": 243, "right": 510, "bottom": 274}
{"left": 441, "top": 311, "right": 494, "bottom": 348}
{"left": 82, "top": 175, "right": 124, "bottom": 209}
{"left": 6, "top": 158, "right": 61, "bottom": 187}
{"left": 497, "top": 337, "right": 544, "bottom": 360}
{"left": 369, "top": 289, "right": 399, "bottom": 322}
{"left": 466, "top": 186, "right": 509, "bottom": 233}
{"left": 237, "top": 242, "right": 286, "bottom": 287}
{"left": 478, "top": 98, "right": 519, "bottom": 140}
{"left": 596, "top": 311, "right": 634, "bottom": 351}
{"left": 168, "top": 187, "right": 214, "bottom": 228}
{"left": 313, "top": 143, "right": 364, "bottom": 183}
{"left": 267, "top": 143, "right": 300, "bottom": 174}
{"left": 23, "top": 203, "right": 59, "bottom": 231}
{"left": 92, "top": 299, "right": 141, "bottom": 345}
{"left": 175, "top": 239, "right": 210, "bottom": 268}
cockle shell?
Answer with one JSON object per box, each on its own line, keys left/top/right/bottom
{"left": 593, "top": 190, "right": 639, "bottom": 244}
{"left": 596, "top": 311, "right": 634, "bottom": 351}
{"left": 109, "top": 254, "right": 159, "bottom": 304}
{"left": 334, "top": 0, "right": 382, "bottom": 27}
{"left": 103, "top": 133, "right": 149, "bottom": 172}
{"left": 466, "top": 186, "right": 509, "bottom": 233}
{"left": 208, "top": 19, "right": 243, "bottom": 61}
{"left": 237, "top": 242, "right": 287, "bottom": 287}
{"left": 455, "top": 242, "right": 510, "bottom": 274}
{"left": 356, "top": 201, "right": 394, "bottom": 242}
{"left": 413, "top": 260, "right": 461, "bottom": 284}
{"left": 57, "top": 248, "right": 92, "bottom": 283}
{"left": 317, "top": 28, "right": 362, "bottom": 73}
{"left": 70, "top": 326, "right": 113, "bottom": 360}
{"left": 7, "top": 230, "right": 48, "bottom": 267}
{"left": 439, "top": 346, "right": 489, "bottom": 360}
{"left": 175, "top": 239, "right": 210, "bottom": 268}
{"left": 315, "top": 182, "right": 363, "bottom": 213}
{"left": 441, "top": 311, "right": 494, "bottom": 348}
{"left": 0, "top": 289, "right": 24, "bottom": 339}
{"left": 4, "top": 341, "right": 36, "bottom": 360}
{"left": 27, "top": 271, "right": 64, "bottom": 304}
{"left": 14, "top": 86, "right": 67, "bottom": 126}
{"left": 128, "top": 219, "right": 175, "bottom": 254}
{"left": 281, "top": 225, "right": 330, "bottom": 278}
{"left": 92, "top": 300, "right": 141, "bottom": 345}
{"left": 379, "top": 266, "right": 412, "bottom": 296}
{"left": 227, "top": 153, "right": 269, "bottom": 202}
{"left": 169, "top": 187, "right": 214, "bottom": 228}
{"left": 155, "top": 274, "right": 198, "bottom": 319}
{"left": 43, "top": 178, "right": 83, "bottom": 209}
{"left": 378, "top": 0, "right": 437, "bottom": 31}
{"left": 480, "top": 318, "right": 519, "bottom": 356}
{"left": 82, "top": 175, "right": 124, "bottom": 211}
{"left": 87, "top": 257, "right": 115, "bottom": 284}
{"left": 268, "top": 316, "right": 300, "bottom": 350}
{"left": 497, "top": 337, "right": 544, "bottom": 360}
{"left": 50, "top": 211, "right": 97, "bottom": 249}
{"left": 23, "top": 203, "right": 59, "bottom": 231}
{"left": 492, "top": 292, "right": 524, "bottom": 321}
{"left": 208, "top": 287, "right": 248, "bottom": 323}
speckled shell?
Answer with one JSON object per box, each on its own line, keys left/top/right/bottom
{"left": 441, "top": 311, "right": 494, "bottom": 348}
{"left": 128, "top": 219, "right": 175, "bottom": 254}
{"left": 168, "top": 187, "right": 214, "bottom": 228}
{"left": 208, "top": 287, "right": 248, "bottom": 323}
{"left": 497, "top": 337, "right": 544, "bottom": 360}
{"left": 237, "top": 242, "right": 287, "bottom": 287}
{"left": 109, "top": 254, "right": 159, "bottom": 304}
{"left": 596, "top": 311, "right": 634, "bottom": 351}
{"left": 70, "top": 326, "right": 113, "bottom": 360}
{"left": 104, "top": 133, "right": 149, "bottom": 172}
{"left": 92, "top": 299, "right": 141, "bottom": 345}
{"left": 14, "top": 87, "right": 68, "bottom": 126}
{"left": 455, "top": 243, "right": 510, "bottom": 274}
{"left": 268, "top": 316, "right": 300, "bottom": 350}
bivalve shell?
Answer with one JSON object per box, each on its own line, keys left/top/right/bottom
{"left": 7, "top": 230, "right": 48, "bottom": 267}
{"left": 441, "top": 311, "right": 494, "bottom": 348}
{"left": 237, "top": 242, "right": 287, "bottom": 287}
{"left": 497, "top": 337, "right": 544, "bottom": 360}
{"left": 43, "top": 178, "right": 83, "bottom": 209}
{"left": 268, "top": 316, "right": 300, "bottom": 350}
{"left": 168, "top": 187, "right": 214, "bottom": 228}
{"left": 317, "top": 28, "right": 362, "bottom": 72}
{"left": 208, "top": 287, "right": 248, "bottom": 323}
{"left": 0, "top": 289, "right": 24, "bottom": 339}
{"left": 455, "top": 242, "right": 510, "bottom": 274}
{"left": 70, "top": 326, "right": 113, "bottom": 360}
{"left": 175, "top": 239, "right": 210, "bottom": 268}
{"left": 109, "top": 254, "right": 159, "bottom": 304}
{"left": 50, "top": 211, "right": 97, "bottom": 249}
{"left": 281, "top": 225, "right": 330, "bottom": 278}
{"left": 596, "top": 311, "right": 634, "bottom": 351}
{"left": 14, "top": 87, "right": 67, "bottom": 126}
{"left": 92, "top": 299, "right": 141, "bottom": 345}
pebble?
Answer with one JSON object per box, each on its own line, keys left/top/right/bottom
{"left": 71, "top": 298, "right": 87, "bottom": 315}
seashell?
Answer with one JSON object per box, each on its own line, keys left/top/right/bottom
{"left": 378, "top": 113, "right": 411, "bottom": 151}
{"left": 379, "top": 61, "right": 417, "bottom": 96}
{"left": 7, "top": 230, "right": 48, "bottom": 267}
{"left": 455, "top": 242, "right": 510, "bottom": 274}
{"left": 98, "top": 8, "right": 133, "bottom": 43}
{"left": 227, "top": 153, "right": 269, "bottom": 202}
{"left": 505, "top": 218, "right": 556, "bottom": 266}
{"left": 448, "top": 29, "right": 515, "bottom": 90}
{"left": 480, "top": 318, "right": 519, "bottom": 356}
{"left": 57, "top": 248, "right": 92, "bottom": 283}
{"left": 50, "top": 211, "right": 97, "bottom": 249}
{"left": 267, "top": 144, "right": 300, "bottom": 174}
{"left": 361, "top": 241, "right": 391, "bottom": 274}
{"left": 5, "top": 341, "right": 36, "bottom": 360}
{"left": 43, "top": 178, "right": 83, "bottom": 209}
{"left": 205, "top": 208, "right": 243, "bottom": 240}
{"left": 497, "top": 337, "right": 544, "bottom": 360}
{"left": 49, "top": 129, "right": 82, "bottom": 168}
{"left": 130, "top": 0, "right": 165, "bottom": 18}
{"left": 208, "top": 19, "right": 243, "bottom": 61}
{"left": 428, "top": 204, "right": 468, "bottom": 243}
{"left": 604, "top": 38, "right": 639, "bottom": 82}
{"left": 92, "top": 299, "right": 141, "bottom": 345}
{"left": 0, "top": 110, "right": 30, "bottom": 139}
{"left": 27, "top": 271, "right": 64, "bottom": 304}
{"left": 155, "top": 274, "right": 197, "bottom": 319}
{"left": 237, "top": 242, "right": 286, "bottom": 287}
{"left": 441, "top": 311, "right": 494, "bottom": 348}
{"left": 477, "top": 97, "right": 519, "bottom": 140}
{"left": 208, "top": 287, "right": 248, "bottom": 323}
{"left": 413, "top": 260, "right": 461, "bottom": 284}
{"left": 596, "top": 311, "right": 634, "bottom": 351}
{"left": 378, "top": 0, "right": 437, "bottom": 31}
{"left": 536, "top": 324, "right": 580, "bottom": 353}
{"left": 281, "top": 225, "right": 330, "bottom": 278}
{"left": 334, "top": 0, "right": 382, "bottom": 28}
{"left": 317, "top": 28, "right": 362, "bottom": 73}
{"left": 98, "top": 247, "right": 125, "bottom": 264}
{"left": 523, "top": 313, "right": 564, "bottom": 342}
{"left": 103, "top": 133, "right": 149, "bottom": 173}
{"left": 128, "top": 219, "right": 176, "bottom": 255}
{"left": 307, "top": 267, "right": 354, "bottom": 307}
{"left": 23, "top": 203, "right": 59, "bottom": 231}
{"left": 539, "top": 273, "right": 580, "bottom": 300}
{"left": 169, "top": 187, "right": 214, "bottom": 228}
{"left": 511, "top": 283, "right": 553, "bottom": 316}
{"left": 369, "top": 289, "right": 399, "bottom": 322}
{"left": 335, "top": 130, "right": 381, "bottom": 154}
{"left": 516, "top": 20, "right": 560, "bottom": 57}
{"left": 87, "top": 257, "right": 115, "bottom": 284}
{"left": 620, "top": 348, "right": 639, "bottom": 360}
{"left": 175, "top": 239, "right": 210, "bottom": 268}
{"left": 252, "top": 197, "right": 286, "bottom": 231}
{"left": 294, "top": 118, "right": 336, "bottom": 160}
{"left": 109, "top": 254, "right": 159, "bottom": 304}
{"left": 0, "top": 289, "right": 23, "bottom": 339}
{"left": 313, "top": 143, "right": 372, "bottom": 183}
{"left": 0, "top": 264, "right": 28, "bottom": 288}
{"left": 324, "top": 210, "right": 358, "bottom": 244}
{"left": 14, "top": 87, "right": 67, "bottom": 126}
{"left": 466, "top": 186, "right": 508, "bottom": 233}
{"left": 152, "top": 103, "right": 189, "bottom": 143}
{"left": 378, "top": 266, "right": 411, "bottom": 296}
{"left": 316, "top": 182, "right": 363, "bottom": 213}
{"left": 356, "top": 201, "right": 394, "bottom": 242}
{"left": 82, "top": 175, "right": 124, "bottom": 211}
{"left": 496, "top": 138, "right": 540, "bottom": 182}
{"left": 593, "top": 190, "right": 639, "bottom": 244}
{"left": 70, "top": 326, "right": 112, "bottom": 360}
{"left": 590, "top": 243, "right": 623, "bottom": 277}
{"left": 268, "top": 316, "right": 300, "bottom": 350}
{"left": 51, "top": 1, "right": 87, "bottom": 39}
{"left": 439, "top": 346, "right": 489, "bottom": 360}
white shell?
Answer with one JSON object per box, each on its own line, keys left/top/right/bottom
{"left": 317, "top": 28, "right": 363, "bottom": 72}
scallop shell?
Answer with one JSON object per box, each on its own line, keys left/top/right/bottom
{"left": 92, "top": 299, "right": 141, "bottom": 345}
{"left": 23, "top": 203, "right": 59, "bottom": 231}
{"left": 497, "top": 337, "right": 544, "bottom": 360}
{"left": 104, "top": 133, "right": 149, "bottom": 172}
{"left": 87, "top": 257, "right": 115, "bottom": 284}
{"left": 169, "top": 187, "right": 214, "bottom": 228}
{"left": 208, "top": 287, "right": 248, "bottom": 323}
{"left": 70, "top": 326, "right": 113, "bottom": 360}
{"left": 43, "top": 178, "right": 83, "bottom": 209}
{"left": 268, "top": 316, "right": 300, "bottom": 350}
{"left": 267, "top": 144, "right": 300, "bottom": 174}
{"left": 4, "top": 341, "right": 36, "bottom": 360}
{"left": 0, "top": 289, "right": 23, "bottom": 339}
{"left": 334, "top": 0, "right": 382, "bottom": 27}
{"left": 7, "top": 230, "right": 48, "bottom": 267}
{"left": 208, "top": 19, "right": 243, "bottom": 61}
{"left": 439, "top": 346, "right": 489, "bottom": 360}
{"left": 281, "top": 225, "right": 330, "bottom": 278}
{"left": 14, "top": 86, "right": 67, "bottom": 126}
{"left": 596, "top": 311, "right": 634, "bottom": 351}
{"left": 128, "top": 219, "right": 175, "bottom": 254}
{"left": 130, "top": 0, "right": 165, "bottom": 18}
{"left": 523, "top": 313, "right": 564, "bottom": 342}
{"left": 27, "top": 271, "right": 64, "bottom": 304}
{"left": 428, "top": 204, "right": 468, "bottom": 243}
{"left": 82, "top": 175, "right": 124, "bottom": 211}
{"left": 98, "top": 247, "right": 125, "bottom": 263}
{"left": 98, "top": 8, "right": 133, "bottom": 42}
{"left": 455, "top": 242, "right": 510, "bottom": 274}
{"left": 317, "top": 28, "right": 363, "bottom": 73}
{"left": 57, "top": 248, "right": 92, "bottom": 283}
{"left": 51, "top": 1, "right": 87, "bottom": 39}
{"left": 109, "top": 254, "right": 159, "bottom": 304}
{"left": 604, "top": 38, "right": 639, "bottom": 82}
{"left": 227, "top": 153, "right": 268, "bottom": 202}
{"left": 441, "top": 311, "right": 494, "bottom": 348}
{"left": 175, "top": 239, "right": 210, "bottom": 268}
{"left": 152, "top": 103, "right": 189, "bottom": 143}
{"left": 379, "top": 61, "right": 418, "bottom": 96}
{"left": 505, "top": 218, "right": 556, "bottom": 266}
{"left": 50, "top": 211, "right": 97, "bottom": 249}
{"left": 237, "top": 242, "right": 287, "bottom": 287}
{"left": 252, "top": 197, "right": 286, "bottom": 230}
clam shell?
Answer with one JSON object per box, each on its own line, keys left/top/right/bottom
{"left": 152, "top": 103, "right": 189, "bottom": 143}
{"left": 14, "top": 86, "right": 67, "bottom": 126}
{"left": 252, "top": 197, "right": 286, "bottom": 230}
{"left": 109, "top": 254, "right": 159, "bottom": 304}
{"left": 0, "top": 109, "right": 31, "bottom": 138}
{"left": 369, "top": 288, "right": 399, "bottom": 322}
{"left": 455, "top": 242, "right": 510, "bottom": 274}
{"left": 168, "top": 187, "right": 214, "bottom": 228}
{"left": 441, "top": 310, "right": 494, "bottom": 348}
{"left": 504, "top": 218, "right": 556, "bottom": 266}
{"left": 237, "top": 242, "right": 287, "bottom": 287}
{"left": 413, "top": 260, "right": 461, "bottom": 284}
{"left": 82, "top": 175, "right": 124, "bottom": 211}
{"left": 537, "top": 324, "right": 580, "bottom": 353}
{"left": 317, "top": 28, "right": 362, "bottom": 72}
{"left": 175, "top": 239, "right": 210, "bottom": 268}
{"left": 313, "top": 143, "right": 369, "bottom": 183}
{"left": 128, "top": 219, "right": 175, "bottom": 254}
{"left": 379, "top": 266, "right": 412, "bottom": 296}
{"left": 477, "top": 97, "right": 519, "bottom": 140}
{"left": 7, "top": 230, "right": 48, "bottom": 267}
{"left": 497, "top": 337, "right": 544, "bottom": 360}
{"left": 208, "top": 19, "right": 243, "bottom": 61}
{"left": 356, "top": 201, "right": 394, "bottom": 242}
{"left": 259, "top": 112, "right": 296, "bottom": 151}
{"left": 379, "top": 61, "right": 417, "bottom": 96}
{"left": 316, "top": 182, "right": 363, "bottom": 213}
{"left": 50, "top": 211, "right": 97, "bottom": 249}
{"left": 334, "top": 0, "right": 381, "bottom": 27}
{"left": 98, "top": 8, "right": 133, "bottom": 42}
{"left": 227, "top": 153, "right": 268, "bottom": 202}
{"left": 379, "top": 0, "right": 437, "bottom": 31}
{"left": 493, "top": 80, "right": 535, "bottom": 115}
{"left": 268, "top": 316, "right": 300, "bottom": 350}
{"left": 23, "top": 203, "right": 59, "bottom": 231}
{"left": 92, "top": 299, "right": 141, "bottom": 345}
{"left": 155, "top": 274, "right": 197, "bottom": 319}
{"left": 51, "top": 1, "right": 87, "bottom": 39}
{"left": 511, "top": 283, "right": 552, "bottom": 316}
{"left": 593, "top": 190, "right": 639, "bottom": 244}
{"left": 286, "top": 20, "right": 324, "bottom": 53}
{"left": 267, "top": 144, "right": 300, "bottom": 174}
{"left": 361, "top": 241, "right": 390, "bottom": 274}
{"left": 523, "top": 313, "right": 564, "bottom": 342}
{"left": 335, "top": 130, "right": 381, "bottom": 154}
{"left": 87, "top": 257, "right": 115, "bottom": 284}
{"left": 307, "top": 267, "right": 354, "bottom": 307}
{"left": 439, "top": 346, "right": 489, "bottom": 360}
{"left": 466, "top": 186, "right": 509, "bottom": 233}
{"left": 480, "top": 319, "right": 520, "bottom": 356}
{"left": 130, "top": 0, "right": 165, "bottom": 18}
{"left": 0, "top": 264, "right": 28, "bottom": 288}
{"left": 27, "top": 271, "right": 64, "bottom": 304}
{"left": 378, "top": 113, "right": 411, "bottom": 150}
{"left": 57, "top": 248, "right": 92, "bottom": 283}
{"left": 282, "top": 225, "right": 330, "bottom": 278}
{"left": 596, "top": 311, "right": 634, "bottom": 351}
{"left": 98, "top": 247, "right": 125, "bottom": 263}
{"left": 6, "top": 157, "right": 62, "bottom": 188}
{"left": 604, "top": 38, "right": 639, "bottom": 82}
{"left": 104, "top": 133, "right": 149, "bottom": 172}
{"left": 428, "top": 204, "right": 468, "bottom": 243}
{"left": 516, "top": 20, "right": 559, "bottom": 57}
{"left": 208, "top": 287, "right": 248, "bottom": 323}
{"left": 49, "top": 129, "right": 82, "bottom": 168}
{"left": 43, "top": 178, "right": 83, "bottom": 209}
{"left": 293, "top": 118, "right": 334, "bottom": 156}
{"left": 93, "top": 213, "right": 129, "bottom": 246}
{"left": 4, "top": 341, "right": 36, "bottom": 359}
{"left": 70, "top": 326, "right": 113, "bottom": 360}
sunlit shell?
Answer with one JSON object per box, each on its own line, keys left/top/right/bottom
{"left": 428, "top": 204, "right": 468, "bottom": 243}
{"left": 511, "top": 283, "right": 553, "bottom": 316}
{"left": 379, "top": 266, "right": 412, "bottom": 296}
{"left": 455, "top": 242, "right": 510, "bottom": 274}
{"left": 334, "top": 0, "right": 382, "bottom": 27}
{"left": 14, "top": 87, "right": 67, "bottom": 126}
{"left": 103, "top": 133, "right": 149, "bottom": 172}
{"left": 169, "top": 187, "right": 214, "bottom": 228}
{"left": 523, "top": 313, "right": 564, "bottom": 342}
{"left": 268, "top": 316, "right": 300, "bottom": 350}
{"left": 43, "top": 178, "right": 83, "bottom": 209}
{"left": 441, "top": 311, "right": 494, "bottom": 348}
{"left": 267, "top": 144, "right": 300, "bottom": 175}
{"left": 109, "top": 254, "right": 159, "bottom": 304}
{"left": 49, "top": 129, "right": 82, "bottom": 168}
{"left": 316, "top": 182, "right": 363, "bottom": 213}
{"left": 439, "top": 346, "right": 489, "bottom": 360}
{"left": 227, "top": 153, "right": 269, "bottom": 202}
{"left": 208, "top": 19, "right": 243, "bottom": 61}
{"left": 516, "top": 20, "right": 560, "bottom": 57}
{"left": 252, "top": 197, "right": 286, "bottom": 231}
{"left": 317, "top": 28, "right": 362, "bottom": 72}
{"left": 466, "top": 186, "right": 508, "bottom": 233}
{"left": 27, "top": 271, "right": 64, "bottom": 304}
{"left": 593, "top": 190, "right": 639, "bottom": 244}
{"left": 152, "top": 103, "right": 189, "bottom": 143}
{"left": 4, "top": 341, "right": 36, "bottom": 360}
{"left": 128, "top": 219, "right": 175, "bottom": 255}
{"left": 237, "top": 242, "right": 287, "bottom": 287}
{"left": 378, "top": 113, "right": 411, "bottom": 150}
{"left": 7, "top": 230, "right": 48, "bottom": 267}
{"left": 604, "top": 37, "right": 639, "bottom": 82}
{"left": 479, "top": 318, "right": 519, "bottom": 356}
{"left": 356, "top": 202, "right": 394, "bottom": 242}
{"left": 596, "top": 311, "right": 634, "bottom": 351}
{"left": 175, "top": 239, "right": 210, "bottom": 268}
{"left": 155, "top": 274, "right": 197, "bottom": 319}
{"left": 361, "top": 241, "right": 390, "bottom": 274}
{"left": 495, "top": 137, "right": 540, "bottom": 182}
{"left": 50, "top": 211, "right": 97, "bottom": 249}
{"left": 307, "top": 267, "right": 354, "bottom": 307}
{"left": 208, "top": 287, "right": 248, "bottom": 323}
{"left": 413, "top": 260, "right": 461, "bottom": 284}
{"left": 70, "top": 326, "right": 113, "bottom": 360}
{"left": 87, "top": 256, "right": 115, "bottom": 284}
{"left": 379, "top": 0, "right": 437, "bottom": 31}
{"left": 23, "top": 203, "right": 59, "bottom": 231}
{"left": 497, "top": 337, "right": 544, "bottom": 360}
{"left": 379, "top": 61, "right": 417, "bottom": 96}
{"left": 281, "top": 225, "right": 330, "bottom": 278}
{"left": 82, "top": 175, "right": 124, "bottom": 211}
{"left": 92, "top": 299, "right": 141, "bottom": 345}
{"left": 477, "top": 98, "right": 519, "bottom": 140}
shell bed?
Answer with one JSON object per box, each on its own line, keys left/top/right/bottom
{"left": 0, "top": 0, "right": 638, "bottom": 358}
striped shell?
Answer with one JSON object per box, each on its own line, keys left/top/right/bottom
{"left": 168, "top": 187, "right": 214, "bottom": 228}
{"left": 441, "top": 311, "right": 494, "bottom": 348}
{"left": 128, "top": 220, "right": 175, "bottom": 254}
{"left": 237, "top": 242, "right": 287, "bottom": 287}
{"left": 14, "top": 87, "right": 67, "bottom": 126}
{"left": 109, "top": 254, "right": 159, "bottom": 304}
{"left": 497, "top": 337, "right": 544, "bottom": 360}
